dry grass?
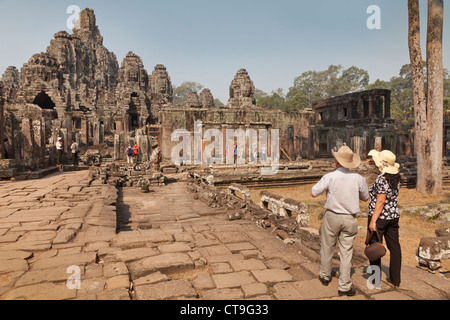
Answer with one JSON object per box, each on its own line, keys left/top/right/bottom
{"left": 249, "top": 183, "right": 450, "bottom": 268}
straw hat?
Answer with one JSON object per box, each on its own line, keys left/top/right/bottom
{"left": 368, "top": 150, "right": 400, "bottom": 175}
{"left": 331, "top": 146, "right": 361, "bottom": 169}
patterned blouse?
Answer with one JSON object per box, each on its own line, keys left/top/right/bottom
{"left": 368, "top": 175, "right": 400, "bottom": 220}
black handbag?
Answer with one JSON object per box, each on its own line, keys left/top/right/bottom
{"left": 364, "top": 230, "right": 387, "bottom": 261}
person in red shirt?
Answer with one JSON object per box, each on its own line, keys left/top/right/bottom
{"left": 133, "top": 142, "right": 139, "bottom": 163}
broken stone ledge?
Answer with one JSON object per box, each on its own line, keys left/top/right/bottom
{"left": 417, "top": 228, "right": 450, "bottom": 273}
{"left": 187, "top": 173, "right": 368, "bottom": 266}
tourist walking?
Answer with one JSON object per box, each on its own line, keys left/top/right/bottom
{"left": 56, "top": 137, "right": 63, "bottom": 165}
{"left": 71, "top": 139, "right": 79, "bottom": 166}
{"left": 126, "top": 144, "right": 134, "bottom": 164}
{"left": 367, "top": 149, "right": 402, "bottom": 287}
{"left": 311, "top": 146, "right": 369, "bottom": 296}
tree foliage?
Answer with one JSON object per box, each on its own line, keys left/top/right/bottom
{"left": 256, "top": 63, "right": 450, "bottom": 123}
{"left": 172, "top": 81, "right": 204, "bottom": 106}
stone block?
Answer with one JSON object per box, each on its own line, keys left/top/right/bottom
{"left": 127, "top": 253, "right": 194, "bottom": 280}
{"left": 135, "top": 279, "right": 197, "bottom": 300}
{"left": 251, "top": 269, "right": 293, "bottom": 284}
{"left": 211, "top": 271, "right": 256, "bottom": 289}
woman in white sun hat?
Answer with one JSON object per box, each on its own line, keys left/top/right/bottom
{"left": 367, "top": 149, "right": 402, "bottom": 287}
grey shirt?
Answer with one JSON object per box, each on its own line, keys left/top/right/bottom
{"left": 312, "top": 167, "right": 369, "bottom": 215}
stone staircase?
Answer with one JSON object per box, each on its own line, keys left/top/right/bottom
{"left": 398, "top": 158, "right": 450, "bottom": 190}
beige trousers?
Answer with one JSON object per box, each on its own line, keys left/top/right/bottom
{"left": 319, "top": 210, "right": 358, "bottom": 292}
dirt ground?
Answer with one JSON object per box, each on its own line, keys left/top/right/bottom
{"left": 250, "top": 183, "right": 450, "bottom": 269}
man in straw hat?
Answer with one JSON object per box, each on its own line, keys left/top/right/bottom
{"left": 311, "top": 146, "right": 369, "bottom": 296}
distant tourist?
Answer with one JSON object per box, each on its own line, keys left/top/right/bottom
{"left": 133, "top": 142, "right": 139, "bottom": 163}
{"left": 126, "top": 144, "right": 134, "bottom": 164}
{"left": 56, "top": 137, "right": 63, "bottom": 165}
{"left": 71, "top": 139, "right": 79, "bottom": 166}
{"left": 367, "top": 149, "right": 402, "bottom": 288}
{"left": 311, "top": 146, "right": 369, "bottom": 297}
{"left": 261, "top": 146, "right": 267, "bottom": 162}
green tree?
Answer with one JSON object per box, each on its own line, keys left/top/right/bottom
{"left": 172, "top": 81, "right": 204, "bottom": 106}
{"left": 290, "top": 65, "right": 369, "bottom": 105}
{"left": 256, "top": 88, "right": 287, "bottom": 110}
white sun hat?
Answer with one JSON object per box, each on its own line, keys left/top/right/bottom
{"left": 368, "top": 149, "right": 400, "bottom": 175}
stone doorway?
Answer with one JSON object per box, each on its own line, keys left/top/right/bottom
{"left": 33, "top": 91, "right": 55, "bottom": 110}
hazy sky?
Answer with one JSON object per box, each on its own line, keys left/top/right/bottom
{"left": 0, "top": 0, "right": 448, "bottom": 103}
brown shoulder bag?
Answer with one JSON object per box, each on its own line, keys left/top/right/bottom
{"left": 364, "top": 230, "right": 387, "bottom": 261}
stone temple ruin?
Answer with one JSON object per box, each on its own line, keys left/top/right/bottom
{"left": 0, "top": 8, "right": 449, "bottom": 298}
{"left": 0, "top": 8, "right": 448, "bottom": 188}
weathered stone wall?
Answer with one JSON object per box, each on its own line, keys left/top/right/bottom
{"left": 159, "top": 107, "right": 316, "bottom": 163}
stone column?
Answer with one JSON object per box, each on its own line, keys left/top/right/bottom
{"left": 99, "top": 123, "right": 104, "bottom": 144}
{"left": 368, "top": 97, "right": 374, "bottom": 118}
{"left": 114, "top": 134, "right": 120, "bottom": 160}
{"left": 361, "top": 137, "right": 368, "bottom": 160}
{"left": 81, "top": 118, "right": 89, "bottom": 147}
{"left": 308, "top": 125, "right": 315, "bottom": 159}
{"left": 65, "top": 113, "right": 73, "bottom": 149}
{"left": 21, "top": 118, "right": 33, "bottom": 162}
{"left": 384, "top": 92, "right": 391, "bottom": 119}
{"left": 346, "top": 126, "right": 354, "bottom": 147}
{"left": 353, "top": 136, "right": 361, "bottom": 159}
{"left": 116, "top": 119, "right": 123, "bottom": 133}
{"left": 94, "top": 122, "right": 100, "bottom": 145}
{"left": 32, "top": 119, "right": 44, "bottom": 163}
{"left": 374, "top": 136, "right": 382, "bottom": 152}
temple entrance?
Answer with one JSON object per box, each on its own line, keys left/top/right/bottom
{"left": 33, "top": 91, "right": 55, "bottom": 110}
{"left": 130, "top": 114, "right": 139, "bottom": 131}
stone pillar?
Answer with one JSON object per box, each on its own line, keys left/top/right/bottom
{"left": 32, "top": 119, "right": 44, "bottom": 163}
{"left": 75, "top": 133, "right": 81, "bottom": 146}
{"left": 308, "top": 125, "right": 315, "bottom": 159}
{"left": 346, "top": 126, "right": 354, "bottom": 147}
{"left": 124, "top": 115, "right": 130, "bottom": 134}
{"left": 353, "top": 136, "right": 361, "bottom": 159}
{"left": 65, "top": 114, "right": 73, "bottom": 149}
{"left": 361, "top": 137, "right": 368, "bottom": 160}
{"left": 136, "top": 129, "right": 151, "bottom": 162}
{"left": 368, "top": 97, "right": 374, "bottom": 118}
{"left": 116, "top": 119, "right": 123, "bottom": 133}
{"left": 384, "top": 92, "right": 391, "bottom": 119}
{"left": 81, "top": 119, "right": 89, "bottom": 147}
{"left": 94, "top": 122, "right": 100, "bottom": 145}
{"left": 374, "top": 136, "right": 382, "bottom": 152}
{"left": 21, "top": 118, "right": 33, "bottom": 162}
{"left": 99, "top": 123, "right": 104, "bottom": 144}
{"left": 114, "top": 134, "right": 120, "bottom": 160}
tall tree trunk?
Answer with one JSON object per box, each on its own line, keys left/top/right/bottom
{"left": 426, "top": 0, "right": 444, "bottom": 193}
{"left": 408, "top": 0, "right": 444, "bottom": 194}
